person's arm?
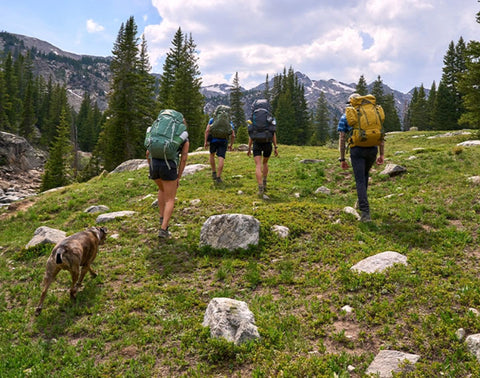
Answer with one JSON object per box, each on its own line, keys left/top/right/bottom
{"left": 338, "top": 132, "right": 349, "bottom": 169}
{"left": 146, "top": 149, "right": 151, "bottom": 165}
{"left": 337, "top": 114, "right": 349, "bottom": 169}
{"left": 273, "top": 134, "right": 278, "bottom": 157}
{"left": 377, "top": 140, "right": 385, "bottom": 165}
{"left": 177, "top": 140, "right": 189, "bottom": 185}
{"left": 229, "top": 123, "right": 235, "bottom": 150}
{"left": 204, "top": 123, "right": 211, "bottom": 148}
{"left": 247, "top": 137, "right": 252, "bottom": 157}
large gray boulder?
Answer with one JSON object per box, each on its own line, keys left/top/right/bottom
{"left": 199, "top": 214, "right": 260, "bottom": 250}
{"left": 202, "top": 297, "right": 260, "bottom": 345}
{"left": 0, "top": 131, "right": 47, "bottom": 171}
{"left": 380, "top": 163, "right": 407, "bottom": 177}
{"left": 26, "top": 226, "right": 66, "bottom": 249}
{"left": 111, "top": 159, "right": 148, "bottom": 173}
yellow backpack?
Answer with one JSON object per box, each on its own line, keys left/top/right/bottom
{"left": 346, "top": 94, "right": 385, "bottom": 147}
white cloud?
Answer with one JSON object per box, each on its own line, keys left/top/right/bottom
{"left": 144, "top": 0, "right": 479, "bottom": 92}
{"left": 86, "top": 19, "right": 105, "bottom": 34}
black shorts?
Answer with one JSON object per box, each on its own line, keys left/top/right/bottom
{"left": 209, "top": 139, "right": 228, "bottom": 159}
{"left": 149, "top": 158, "right": 178, "bottom": 181}
{"left": 252, "top": 142, "right": 273, "bottom": 158}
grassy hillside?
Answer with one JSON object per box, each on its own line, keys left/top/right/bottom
{"left": 2, "top": 130, "right": 480, "bottom": 377}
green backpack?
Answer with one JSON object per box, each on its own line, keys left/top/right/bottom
{"left": 209, "top": 105, "right": 232, "bottom": 139}
{"left": 144, "top": 109, "right": 188, "bottom": 167}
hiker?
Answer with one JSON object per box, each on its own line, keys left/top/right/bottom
{"left": 246, "top": 99, "right": 278, "bottom": 197}
{"left": 204, "top": 105, "right": 235, "bottom": 184}
{"left": 145, "top": 109, "right": 190, "bottom": 238}
{"left": 338, "top": 93, "right": 385, "bottom": 222}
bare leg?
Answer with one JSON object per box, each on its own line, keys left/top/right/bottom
{"left": 216, "top": 157, "right": 225, "bottom": 178}
{"left": 254, "top": 155, "right": 263, "bottom": 185}
{"left": 262, "top": 157, "right": 269, "bottom": 182}
{"left": 209, "top": 153, "right": 216, "bottom": 178}
{"left": 155, "top": 178, "right": 178, "bottom": 230}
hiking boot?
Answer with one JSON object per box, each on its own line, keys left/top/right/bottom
{"left": 212, "top": 171, "right": 217, "bottom": 181}
{"left": 257, "top": 184, "right": 265, "bottom": 198}
{"left": 158, "top": 228, "right": 170, "bottom": 239}
{"left": 360, "top": 212, "right": 372, "bottom": 223}
{"left": 216, "top": 177, "right": 223, "bottom": 184}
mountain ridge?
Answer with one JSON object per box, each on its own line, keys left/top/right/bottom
{"left": 1, "top": 31, "right": 411, "bottom": 119}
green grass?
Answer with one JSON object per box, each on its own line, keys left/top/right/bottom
{"left": 2, "top": 130, "right": 480, "bottom": 376}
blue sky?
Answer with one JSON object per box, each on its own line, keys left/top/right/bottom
{"left": 1, "top": 0, "right": 479, "bottom": 93}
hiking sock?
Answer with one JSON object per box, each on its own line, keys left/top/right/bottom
{"left": 212, "top": 171, "right": 217, "bottom": 181}
{"left": 263, "top": 178, "right": 267, "bottom": 191}
{"left": 257, "top": 184, "right": 264, "bottom": 196}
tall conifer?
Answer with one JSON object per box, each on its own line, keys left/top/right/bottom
{"left": 229, "top": 72, "right": 247, "bottom": 143}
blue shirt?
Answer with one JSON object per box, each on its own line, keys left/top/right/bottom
{"left": 337, "top": 114, "right": 352, "bottom": 133}
{"left": 208, "top": 118, "right": 235, "bottom": 142}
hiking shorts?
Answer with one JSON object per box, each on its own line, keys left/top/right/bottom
{"left": 149, "top": 158, "right": 178, "bottom": 181}
{"left": 209, "top": 139, "right": 228, "bottom": 159}
{"left": 252, "top": 142, "right": 273, "bottom": 158}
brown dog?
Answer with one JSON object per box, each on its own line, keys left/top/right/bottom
{"left": 35, "top": 226, "right": 107, "bottom": 315}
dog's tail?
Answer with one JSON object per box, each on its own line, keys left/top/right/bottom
{"left": 55, "top": 247, "right": 65, "bottom": 264}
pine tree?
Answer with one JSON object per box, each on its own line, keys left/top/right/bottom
{"left": 19, "top": 80, "right": 36, "bottom": 139}
{"left": 439, "top": 38, "right": 466, "bottom": 129}
{"left": 158, "top": 28, "right": 204, "bottom": 149}
{"left": 41, "top": 108, "right": 73, "bottom": 191}
{"left": 158, "top": 28, "right": 183, "bottom": 109}
{"left": 229, "top": 72, "right": 247, "bottom": 143}
{"left": 404, "top": 88, "right": 418, "bottom": 130}
{"left": 371, "top": 75, "right": 384, "bottom": 104}
{"left": 3, "top": 53, "right": 19, "bottom": 132}
{"left": 433, "top": 80, "right": 458, "bottom": 130}
{"left": 382, "top": 94, "right": 402, "bottom": 132}
{"left": 76, "top": 92, "right": 93, "bottom": 151}
{"left": 275, "top": 90, "right": 296, "bottom": 145}
{"left": 458, "top": 9, "right": 480, "bottom": 129}
{"left": 41, "top": 84, "right": 69, "bottom": 147}
{"left": 98, "top": 17, "right": 157, "bottom": 171}
{"left": 355, "top": 75, "right": 368, "bottom": 95}
{"left": 0, "top": 69, "right": 11, "bottom": 131}
{"left": 311, "top": 91, "right": 330, "bottom": 145}
{"left": 458, "top": 38, "right": 480, "bottom": 128}
{"left": 263, "top": 74, "right": 270, "bottom": 101}
{"left": 426, "top": 81, "right": 437, "bottom": 129}
{"left": 370, "top": 75, "right": 401, "bottom": 132}
{"left": 409, "top": 85, "right": 429, "bottom": 130}
{"left": 271, "top": 68, "right": 309, "bottom": 145}
{"left": 136, "top": 34, "right": 158, "bottom": 139}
